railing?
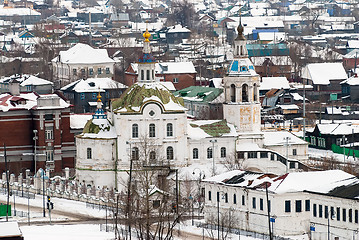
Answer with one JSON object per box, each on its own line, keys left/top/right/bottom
{"left": 0, "top": 188, "right": 35, "bottom": 199}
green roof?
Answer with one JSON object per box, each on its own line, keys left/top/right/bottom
{"left": 190, "top": 120, "right": 230, "bottom": 137}
{"left": 83, "top": 120, "right": 100, "bottom": 134}
{"left": 173, "top": 86, "right": 223, "bottom": 103}
{"left": 112, "top": 83, "right": 184, "bottom": 113}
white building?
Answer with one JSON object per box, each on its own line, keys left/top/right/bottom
{"left": 75, "top": 25, "right": 308, "bottom": 191}
{"left": 51, "top": 43, "right": 115, "bottom": 88}
{"left": 203, "top": 169, "right": 359, "bottom": 240}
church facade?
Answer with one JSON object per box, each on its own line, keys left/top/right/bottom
{"left": 75, "top": 26, "right": 308, "bottom": 191}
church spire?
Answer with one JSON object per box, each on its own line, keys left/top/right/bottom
{"left": 137, "top": 27, "right": 156, "bottom": 83}
{"left": 233, "top": 4, "right": 248, "bottom": 57}
{"left": 93, "top": 91, "right": 106, "bottom": 119}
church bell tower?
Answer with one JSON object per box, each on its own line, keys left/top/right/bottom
{"left": 223, "top": 21, "right": 261, "bottom": 133}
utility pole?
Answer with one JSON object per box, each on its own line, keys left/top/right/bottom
{"left": 4, "top": 144, "right": 9, "bottom": 221}
{"left": 126, "top": 141, "right": 133, "bottom": 240}
{"left": 266, "top": 183, "right": 273, "bottom": 240}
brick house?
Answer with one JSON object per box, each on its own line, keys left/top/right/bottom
{"left": 0, "top": 82, "right": 74, "bottom": 175}
{"left": 124, "top": 62, "right": 197, "bottom": 90}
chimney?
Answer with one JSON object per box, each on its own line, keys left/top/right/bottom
{"left": 9, "top": 79, "right": 20, "bottom": 96}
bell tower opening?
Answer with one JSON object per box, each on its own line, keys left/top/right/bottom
{"left": 230, "top": 84, "right": 236, "bottom": 102}
{"left": 242, "top": 84, "right": 248, "bottom": 102}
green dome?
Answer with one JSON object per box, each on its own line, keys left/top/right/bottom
{"left": 112, "top": 83, "right": 185, "bottom": 113}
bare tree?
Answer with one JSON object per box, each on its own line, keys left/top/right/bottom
{"left": 222, "top": 152, "right": 245, "bottom": 171}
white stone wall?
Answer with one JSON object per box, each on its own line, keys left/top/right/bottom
{"left": 204, "top": 182, "right": 359, "bottom": 239}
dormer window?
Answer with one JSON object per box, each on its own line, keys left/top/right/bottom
{"left": 240, "top": 66, "right": 248, "bottom": 72}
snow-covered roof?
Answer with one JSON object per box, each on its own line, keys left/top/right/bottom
{"left": 51, "top": 43, "right": 115, "bottom": 64}
{"left": 343, "top": 49, "right": 359, "bottom": 59}
{"left": 260, "top": 77, "right": 290, "bottom": 91}
{"left": 340, "top": 75, "right": 359, "bottom": 86}
{"left": 61, "top": 78, "right": 127, "bottom": 93}
{"left": 112, "top": 82, "right": 186, "bottom": 114}
{"left": 0, "top": 221, "right": 22, "bottom": 237}
{"left": 130, "top": 62, "right": 196, "bottom": 74}
{"left": 227, "top": 58, "right": 257, "bottom": 76}
{"left": 0, "top": 92, "right": 38, "bottom": 112}
{"left": 70, "top": 114, "right": 93, "bottom": 129}
{"left": 0, "top": 74, "right": 52, "bottom": 86}
{"left": 258, "top": 32, "right": 286, "bottom": 42}
{"left": 347, "top": 40, "right": 359, "bottom": 49}
{"left": 167, "top": 24, "right": 191, "bottom": 33}
{"left": 80, "top": 118, "right": 117, "bottom": 139}
{"left": 277, "top": 104, "right": 299, "bottom": 110}
{"left": 262, "top": 131, "right": 308, "bottom": 146}
{"left": 187, "top": 119, "right": 237, "bottom": 139}
{"left": 204, "top": 169, "right": 359, "bottom": 198}
{"left": 301, "top": 63, "right": 347, "bottom": 85}
{"left": 315, "top": 123, "right": 359, "bottom": 135}
{"left": 290, "top": 92, "right": 305, "bottom": 101}
{"left": 0, "top": 7, "right": 40, "bottom": 16}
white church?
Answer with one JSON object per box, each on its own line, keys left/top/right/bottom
{"left": 75, "top": 25, "right": 308, "bottom": 191}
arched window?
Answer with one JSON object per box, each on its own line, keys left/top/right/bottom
{"left": 132, "top": 124, "right": 138, "bottom": 138}
{"left": 87, "top": 148, "right": 92, "bottom": 159}
{"left": 207, "top": 147, "right": 213, "bottom": 159}
{"left": 149, "top": 151, "right": 156, "bottom": 161}
{"left": 193, "top": 148, "right": 199, "bottom": 159}
{"left": 141, "top": 70, "right": 144, "bottom": 80}
{"left": 242, "top": 84, "right": 248, "bottom": 102}
{"left": 167, "top": 146, "right": 174, "bottom": 160}
{"left": 167, "top": 123, "right": 173, "bottom": 137}
{"left": 149, "top": 124, "right": 155, "bottom": 137}
{"left": 253, "top": 83, "right": 258, "bottom": 102}
{"left": 230, "top": 84, "right": 236, "bottom": 102}
{"left": 146, "top": 70, "right": 150, "bottom": 80}
{"left": 221, "top": 147, "right": 226, "bottom": 158}
{"left": 132, "top": 147, "right": 139, "bottom": 160}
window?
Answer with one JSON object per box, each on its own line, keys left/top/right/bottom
{"left": 313, "top": 204, "right": 317, "bottom": 217}
{"left": 92, "top": 93, "right": 97, "bottom": 99}
{"left": 141, "top": 70, "right": 144, "bottom": 80}
{"left": 220, "top": 147, "right": 226, "bottom": 158}
{"left": 292, "top": 149, "right": 297, "bottom": 156}
{"left": 45, "top": 114, "right": 53, "bottom": 120}
{"left": 271, "top": 153, "right": 275, "bottom": 160}
{"left": 132, "top": 124, "right": 138, "bottom": 138}
{"left": 152, "top": 70, "right": 154, "bottom": 79}
{"left": 268, "top": 200, "right": 271, "bottom": 212}
{"left": 98, "top": 68, "right": 102, "bottom": 75}
{"left": 253, "top": 83, "right": 258, "bottom": 101}
{"left": 343, "top": 208, "right": 346, "bottom": 222}
{"left": 237, "top": 152, "right": 245, "bottom": 159}
{"left": 349, "top": 209, "right": 352, "bottom": 222}
{"left": 89, "top": 68, "right": 94, "bottom": 75}
{"left": 132, "top": 147, "right": 139, "bottom": 160}
{"left": 230, "top": 84, "right": 236, "bottom": 102}
{"left": 224, "top": 193, "right": 228, "bottom": 203}
{"left": 147, "top": 70, "right": 150, "bottom": 80}
{"left": 217, "top": 192, "right": 220, "bottom": 202}
{"left": 106, "top": 67, "right": 110, "bottom": 74}
{"left": 207, "top": 147, "right": 213, "bottom": 159}
{"left": 260, "top": 198, "right": 264, "bottom": 211}
{"left": 26, "top": 85, "right": 32, "bottom": 91}
{"left": 167, "top": 123, "right": 173, "bottom": 137}
{"left": 305, "top": 200, "right": 310, "bottom": 211}
{"left": 167, "top": 146, "right": 174, "bottom": 160}
{"left": 289, "top": 162, "right": 296, "bottom": 169}
{"left": 46, "top": 150, "right": 53, "bottom": 162}
{"left": 81, "top": 69, "right": 85, "bottom": 75}
{"left": 337, "top": 207, "right": 341, "bottom": 221}
{"left": 318, "top": 137, "right": 326, "bottom": 148}
{"left": 149, "top": 151, "right": 156, "bottom": 161}
{"left": 325, "top": 206, "right": 328, "bottom": 218}
{"left": 310, "top": 136, "right": 316, "bottom": 146}
{"left": 252, "top": 197, "right": 256, "bottom": 209}
{"left": 87, "top": 148, "right": 92, "bottom": 159}
{"left": 173, "top": 78, "right": 179, "bottom": 83}
{"left": 208, "top": 191, "right": 212, "bottom": 201}
{"left": 296, "top": 200, "right": 302, "bottom": 212}
{"left": 355, "top": 210, "right": 358, "bottom": 223}
{"left": 193, "top": 148, "right": 199, "bottom": 159}
{"left": 73, "top": 69, "right": 77, "bottom": 76}
{"left": 331, "top": 207, "right": 334, "bottom": 219}
{"left": 149, "top": 124, "right": 155, "bottom": 137}
{"left": 233, "top": 194, "right": 237, "bottom": 204}
{"left": 319, "top": 205, "right": 323, "bottom": 218}
{"left": 260, "top": 152, "right": 268, "bottom": 158}
{"left": 242, "top": 195, "right": 245, "bottom": 205}
{"left": 285, "top": 200, "right": 291, "bottom": 213}
{"left": 45, "top": 127, "right": 53, "bottom": 140}
{"left": 80, "top": 93, "right": 85, "bottom": 100}
{"left": 248, "top": 152, "right": 257, "bottom": 158}
{"left": 242, "top": 84, "right": 248, "bottom": 102}
{"left": 153, "top": 200, "right": 160, "bottom": 209}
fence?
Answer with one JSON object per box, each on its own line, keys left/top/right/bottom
{"left": 197, "top": 221, "right": 291, "bottom": 240}
{"left": 0, "top": 188, "right": 35, "bottom": 199}
{"left": 331, "top": 144, "right": 359, "bottom": 158}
